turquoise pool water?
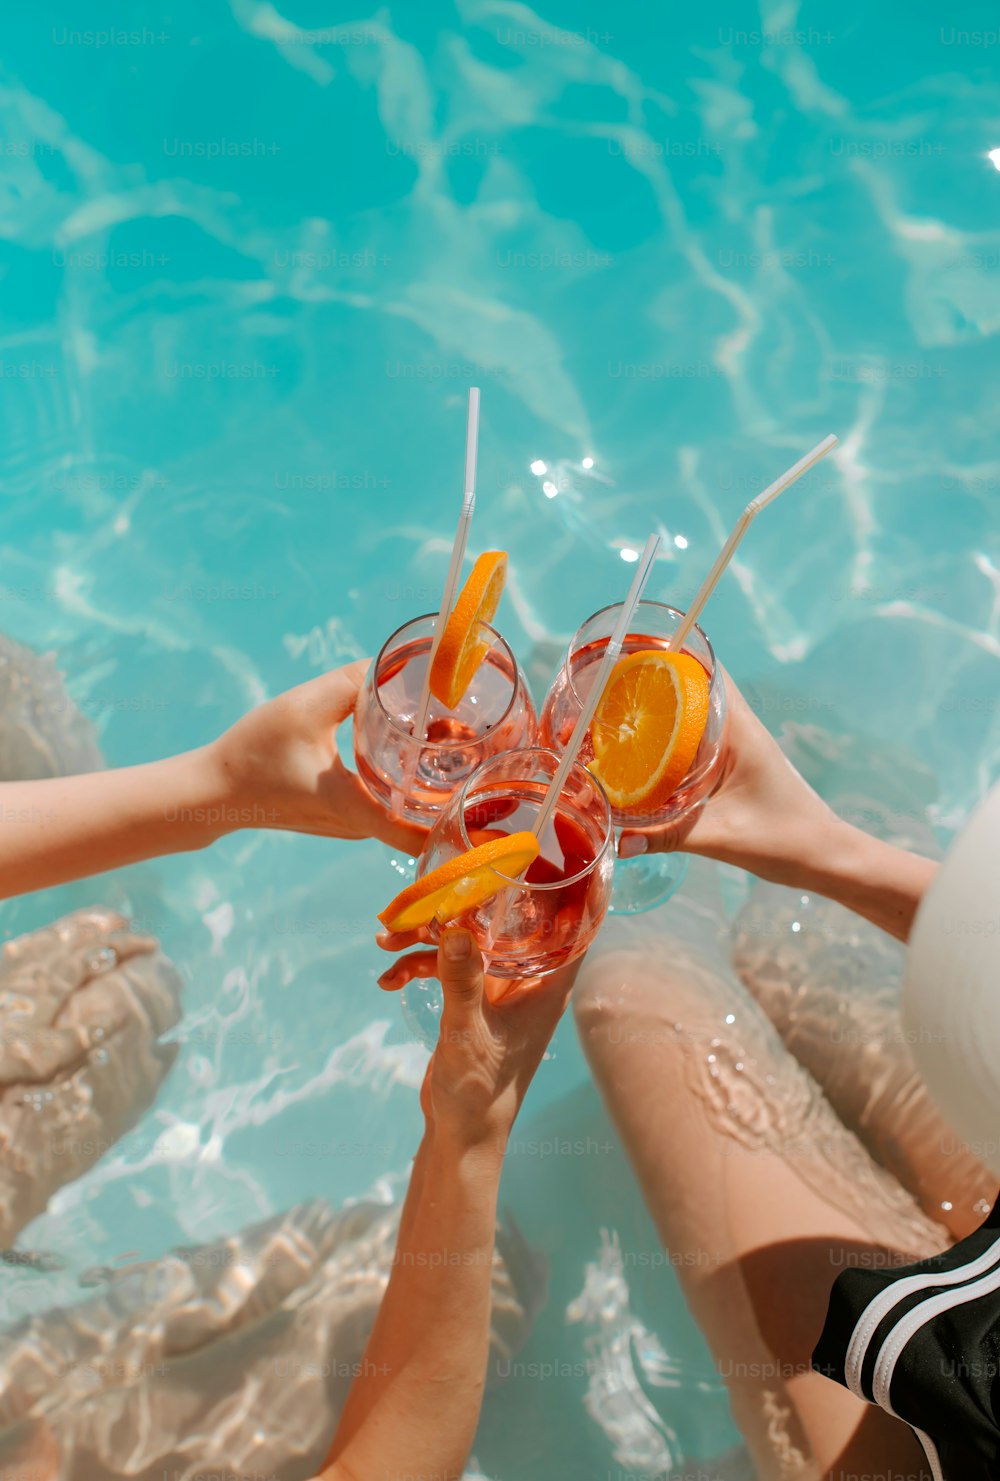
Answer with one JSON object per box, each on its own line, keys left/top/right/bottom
{"left": 1, "top": 1, "right": 999, "bottom": 1475}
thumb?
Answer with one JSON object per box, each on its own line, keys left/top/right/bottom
{"left": 438, "top": 930, "right": 484, "bottom": 1024}
{"left": 339, "top": 657, "right": 372, "bottom": 694}
{"left": 320, "top": 658, "right": 372, "bottom": 725}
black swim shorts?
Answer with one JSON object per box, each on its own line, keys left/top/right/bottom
{"left": 813, "top": 1197, "right": 1000, "bottom": 1479}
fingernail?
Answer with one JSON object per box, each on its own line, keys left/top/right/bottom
{"left": 443, "top": 930, "right": 472, "bottom": 961}
{"left": 619, "top": 834, "right": 648, "bottom": 860}
{"left": 376, "top": 970, "right": 394, "bottom": 988}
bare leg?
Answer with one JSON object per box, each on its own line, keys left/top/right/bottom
{"left": 573, "top": 922, "right": 948, "bottom": 1480}
{"left": 731, "top": 883, "right": 996, "bottom": 1238}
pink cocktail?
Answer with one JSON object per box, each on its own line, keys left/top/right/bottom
{"left": 354, "top": 613, "right": 537, "bottom": 827}
{"left": 540, "top": 600, "right": 726, "bottom": 911}
{"left": 417, "top": 747, "right": 614, "bottom": 979}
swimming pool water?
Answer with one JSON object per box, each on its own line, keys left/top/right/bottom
{"left": 1, "top": 1, "right": 999, "bottom": 1476}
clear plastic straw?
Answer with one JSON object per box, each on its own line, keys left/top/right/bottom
{"left": 668, "top": 433, "right": 838, "bottom": 654}
{"left": 410, "top": 388, "right": 481, "bottom": 745}
{"left": 531, "top": 532, "right": 661, "bottom": 842}
{"left": 482, "top": 532, "right": 661, "bottom": 968}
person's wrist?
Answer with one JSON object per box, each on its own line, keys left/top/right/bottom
{"left": 423, "top": 1103, "right": 511, "bottom": 1168}
{"left": 170, "top": 743, "right": 243, "bottom": 848}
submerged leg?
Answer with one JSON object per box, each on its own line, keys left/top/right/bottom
{"left": 573, "top": 921, "right": 948, "bottom": 1480}
{"left": 731, "top": 883, "right": 996, "bottom": 1238}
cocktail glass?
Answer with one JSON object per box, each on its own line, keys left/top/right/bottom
{"left": 354, "top": 613, "right": 537, "bottom": 828}
{"left": 539, "top": 600, "right": 726, "bottom": 914}
{"left": 417, "top": 746, "right": 614, "bottom": 981}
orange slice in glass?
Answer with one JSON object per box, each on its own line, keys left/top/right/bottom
{"left": 589, "top": 650, "right": 710, "bottom": 812}
{"left": 428, "top": 551, "right": 508, "bottom": 709}
{"left": 377, "top": 830, "right": 540, "bottom": 932}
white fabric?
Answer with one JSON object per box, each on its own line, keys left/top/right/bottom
{"left": 902, "top": 781, "right": 1000, "bottom": 1176}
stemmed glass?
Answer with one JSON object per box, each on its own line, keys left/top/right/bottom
{"left": 540, "top": 600, "right": 726, "bottom": 914}
{"left": 417, "top": 747, "right": 615, "bottom": 980}
{"left": 354, "top": 613, "right": 537, "bottom": 828}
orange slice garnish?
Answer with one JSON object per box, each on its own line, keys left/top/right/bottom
{"left": 378, "top": 830, "right": 539, "bottom": 932}
{"left": 428, "top": 551, "right": 508, "bottom": 709}
{"left": 589, "top": 650, "right": 710, "bottom": 812}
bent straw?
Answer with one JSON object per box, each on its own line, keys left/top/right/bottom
{"left": 531, "top": 532, "right": 662, "bottom": 844}
{"left": 410, "top": 387, "right": 481, "bottom": 745}
{"left": 667, "top": 433, "right": 838, "bottom": 654}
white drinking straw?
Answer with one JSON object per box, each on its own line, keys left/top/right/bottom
{"left": 482, "top": 531, "right": 661, "bottom": 968}
{"left": 531, "top": 532, "right": 662, "bottom": 843}
{"left": 667, "top": 433, "right": 838, "bottom": 654}
{"left": 410, "top": 388, "right": 481, "bottom": 744}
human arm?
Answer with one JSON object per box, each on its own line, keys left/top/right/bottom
{"left": 318, "top": 930, "right": 579, "bottom": 1481}
{"left": 619, "top": 673, "right": 937, "bottom": 942}
{"left": 0, "top": 660, "right": 424, "bottom": 899}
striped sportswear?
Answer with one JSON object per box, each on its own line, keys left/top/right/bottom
{"left": 813, "top": 1197, "right": 1000, "bottom": 1479}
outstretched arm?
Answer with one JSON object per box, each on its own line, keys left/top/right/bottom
{"left": 776, "top": 820, "right": 937, "bottom": 943}
{"left": 0, "top": 746, "right": 229, "bottom": 898}
{"left": 0, "top": 661, "right": 424, "bottom": 900}
{"left": 619, "top": 672, "right": 937, "bottom": 942}
{"left": 320, "top": 931, "right": 578, "bottom": 1481}
{"left": 324, "top": 1121, "right": 502, "bottom": 1481}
